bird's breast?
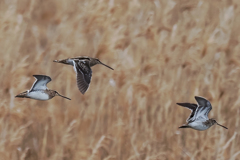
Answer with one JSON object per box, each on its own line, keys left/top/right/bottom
{"left": 28, "top": 91, "right": 50, "bottom": 100}
{"left": 188, "top": 121, "right": 210, "bottom": 131}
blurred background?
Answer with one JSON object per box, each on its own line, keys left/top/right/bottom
{"left": 0, "top": 0, "right": 240, "bottom": 159}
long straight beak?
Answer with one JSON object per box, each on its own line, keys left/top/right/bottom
{"left": 216, "top": 122, "right": 228, "bottom": 129}
{"left": 99, "top": 61, "right": 114, "bottom": 70}
{"left": 56, "top": 92, "right": 71, "bottom": 100}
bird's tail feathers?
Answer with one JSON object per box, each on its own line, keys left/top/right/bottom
{"left": 15, "top": 91, "right": 28, "bottom": 98}
{"left": 179, "top": 125, "right": 190, "bottom": 129}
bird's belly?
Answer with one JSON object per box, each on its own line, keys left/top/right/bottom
{"left": 28, "top": 91, "right": 49, "bottom": 100}
{"left": 188, "top": 121, "right": 209, "bottom": 131}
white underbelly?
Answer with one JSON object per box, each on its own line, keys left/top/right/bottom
{"left": 188, "top": 121, "right": 209, "bottom": 131}
{"left": 28, "top": 91, "right": 49, "bottom": 100}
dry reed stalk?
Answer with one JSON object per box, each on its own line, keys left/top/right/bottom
{"left": 0, "top": 0, "right": 240, "bottom": 159}
{"left": 89, "top": 135, "right": 114, "bottom": 160}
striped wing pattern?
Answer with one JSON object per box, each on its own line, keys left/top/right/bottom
{"left": 194, "top": 96, "right": 212, "bottom": 120}
{"left": 75, "top": 60, "right": 92, "bottom": 94}
{"left": 176, "top": 103, "right": 197, "bottom": 122}
{"left": 30, "top": 75, "right": 52, "bottom": 91}
{"left": 71, "top": 56, "right": 90, "bottom": 61}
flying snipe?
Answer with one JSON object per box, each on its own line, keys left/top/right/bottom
{"left": 15, "top": 75, "right": 71, "bottom": 101}
{"left": 177, "top": 96, "right": 228, "bottom": 131}
{"left": 53, "top": 56, "right": 114, "bottom": 94}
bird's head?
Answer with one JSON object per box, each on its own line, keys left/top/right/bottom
{"left": 54, "top": 91, "right": 71, "bottom": 100}
{"left": 210, "top": 119, "right": 228, "bottom": 129}
{"left": 90, "top": 58, "right": 114, "bottom": 70}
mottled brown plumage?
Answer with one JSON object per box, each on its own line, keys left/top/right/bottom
{"left": 53, "top": 56, "right": 114, "bottom": 94}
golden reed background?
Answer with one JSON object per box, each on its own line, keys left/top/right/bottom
{"left": 0, "top": 0, "right": 240, "bottom": 159}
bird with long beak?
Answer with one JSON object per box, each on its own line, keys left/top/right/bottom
{"left": 53, "top": 56, "right": 114, "bottom": 94}
{"left": 16, "top": 75, "right": 71, "bottom": 101}
{"left": 177, "top": 96, "right": 228, "bottom": 131}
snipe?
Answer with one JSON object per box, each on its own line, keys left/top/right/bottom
{"left": 53, "top": 56, "right": 114, "bottom": 94}
{"left": 15, "top": 75, "right": 71, "bottom": 101}
{"left": 176, "top": 96, "right": 228, "bottom": 131}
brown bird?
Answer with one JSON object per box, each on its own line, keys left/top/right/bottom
{"left": 53, "top": 56, "right": 114, "bottom": 94}
{"left": 15, "top": 75, "right": 71, "bottom": 101}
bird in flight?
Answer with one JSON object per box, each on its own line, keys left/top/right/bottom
{"left": 53, "top": 56, "right": 114, "bottom": 94}
{"left": 15, "top": 75, "right": 71, "bottom": 101}
{"left": 176, "top": 96, "right": 228, "bottom": 131}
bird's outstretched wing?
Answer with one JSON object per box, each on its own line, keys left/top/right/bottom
{"left": 30, "top": 75, "right": 52, "bottom": 91}
{"left": 75, "top": 60, "right": 92, "bottom": 94}
{"left": 177, "top": 103, "right": 198, "bottom": 122}
{"left": 194, "top": 96, "right": 212, "bottom": 120}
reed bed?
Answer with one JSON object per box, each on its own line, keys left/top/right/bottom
{"left": 0, "top": 0, "right": 240, "bottom": 159}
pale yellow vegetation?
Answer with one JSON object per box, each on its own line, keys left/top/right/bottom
{"left": 0, "top": 0, "right": 240, "bottom": 159}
